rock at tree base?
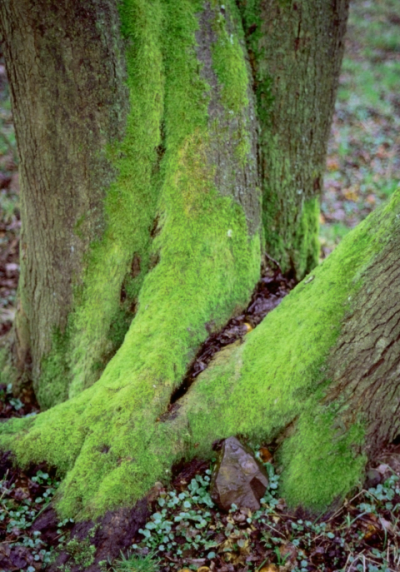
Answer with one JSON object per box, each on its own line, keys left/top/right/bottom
{"left": 210, "top": 437, "right": 268, "bottom": 511}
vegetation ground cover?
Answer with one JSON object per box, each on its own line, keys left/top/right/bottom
{"left": 320, "top": 0, "right": 400, "bottom": 255}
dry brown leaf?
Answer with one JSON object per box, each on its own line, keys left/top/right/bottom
{"left": 259, "top": 564, "right": 279, "bottom": 572}
{"left": 259, "top": 446, "right": 273, "bottom": 463}
{"left": 327, "top": 157, "right": 340, "bottom": 171}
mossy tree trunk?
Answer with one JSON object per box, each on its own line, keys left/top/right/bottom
{"left": 0, "top": 0, "right": 134, "bottom": 405}
{"left": 239, "top": 0, "right": 349, "bottom": 279}
{"left": 2, "top": 0, "right": 390, "bottom": 553}
{"left": 1, "top": 0, "right": 263, "bottom": 409}
{"left": 0, "top": 0, "right": 349, "bottom": 411}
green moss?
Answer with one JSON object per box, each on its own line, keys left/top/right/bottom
{"left": 0, "top": 0, "right": 260, "bottom": 520}
{"left": 38, "top": 329, "right": 70, "bottom": 409}
{"left": 211, "top": 3, "right": 249, "bottom": 114}
{"left": 173, "top": 192, "right": 400, "bottom": 509}
{"left": 279, "top": 406, "right": 366, "bottom": 510}
{"left": 66, "top": 535, "right": 96, "bottom": 569}
{"left": 292, "top": 197, "right": 320, "bottom": 278}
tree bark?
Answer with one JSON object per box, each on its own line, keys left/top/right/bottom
{"left": 1, "top": 0, "right": 262, "bottom": 408}
{"left": 239, "top": 0, "right": 349, "bottom": 279}
{"left": 0, "top": 0, "right": 131, "bottom": 404}
{"left": 0, "top": 0, "right": 348, "bottom": 409}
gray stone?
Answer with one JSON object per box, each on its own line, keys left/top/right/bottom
{"left": 210, "top": 437, "right": 269, "bottom": 512}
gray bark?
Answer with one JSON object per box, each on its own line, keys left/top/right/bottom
{"left": 0, "top": 0, "right": 128, "bottom": 392}
{"left": 239, "top": 0, "right": 349, "bottom": 279}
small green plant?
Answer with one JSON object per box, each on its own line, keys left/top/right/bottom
{"left": 66, "top": 537, "right": 96, "bottom": 568}
{"left": 135, "top": 471, "right": 216, "bottom": 556}
{"left": 113, "top": 552, "right": 160, "bottom": 572}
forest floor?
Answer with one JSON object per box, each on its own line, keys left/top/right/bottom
{"left": 1, "top": 0, "right": 400, "bottom": 571}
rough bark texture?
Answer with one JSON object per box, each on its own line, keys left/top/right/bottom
{"left": 239, "top": 0, "right": 349, "bottom": 279}
{"left": 196, "top": 2, "right": 260, "bottom": 235}
{"left": 0, "top": 0, "right": 129, "bottom": 399}
{"left": 326, "top": 240, "right": 400, "bottom": 453}
{"left": 0, "top": 0, "right": 266, "bottom": 408}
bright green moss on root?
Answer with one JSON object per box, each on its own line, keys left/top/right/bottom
{"left": 279, "top": 407, "right": 366, "bottom": 510}
{"left": 173, "top": 192, "right": 400, "bottom": 510}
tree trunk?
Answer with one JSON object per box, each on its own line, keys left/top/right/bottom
{"left": 0, "top": 0, "right": 380, "bottom": 549}
{"left": 0, "top": 0, "right": 349, "bottom": 410}
{"left": 239, "top": 0, "right": 349, "bottom": 279}
{"left": 0, "top": 0, "right": 132, "bottom": 405}
{"left": 1, "top": 0, "right": 263, "bottom": 408}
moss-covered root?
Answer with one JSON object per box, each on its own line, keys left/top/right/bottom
{"left": 3, "top": 192, "right": 399, "bottom": 520}
{"left": 164, "top": 191, "right": 400, "bottom": 512}
{"left": 0, "top": 0, "right": 261, "bottom": 520}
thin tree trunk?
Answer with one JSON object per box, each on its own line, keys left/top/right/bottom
{"left": 239, "top": 0, "right": 349, "bottom": 279}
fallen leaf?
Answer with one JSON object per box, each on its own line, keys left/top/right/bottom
{"left": 327, "top": 157, "right": 340, "bottom": 171}
{"left": 259, "top": 565, "right": 279, "bottom": 572}
{"left": 259, "top": 446, "right": 272, "bottom": 463}
{"left": 342, "top": 185, "right": 359, "bottom": 201}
